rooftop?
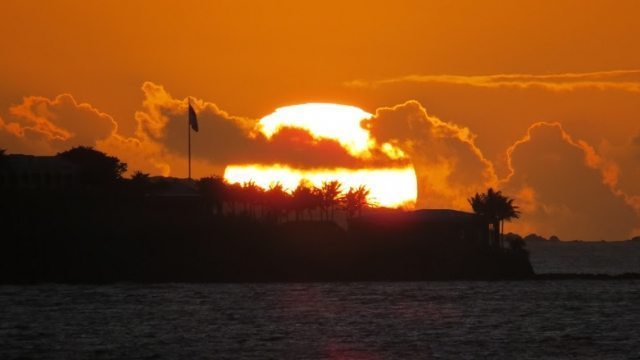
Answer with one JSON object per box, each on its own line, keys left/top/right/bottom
{"left": 1, "top": 154, "right": 77, "bottom": 173}
{"left": 359, "top": 208, "right": 482, "bottom": 225}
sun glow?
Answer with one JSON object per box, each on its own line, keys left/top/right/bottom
{"left": 224, "top": 164, "right": 417, "bottom": 208}
{"left": 226, "top": 103, "right": 417, "bottom": 208}
{"left": 259, "top": 103, "right": 374, "bottom": 157}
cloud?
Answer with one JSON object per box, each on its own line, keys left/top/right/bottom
{"left": 503, "top": 122, "right": 638, "bottom": 240}
{"left": 0, "top": 94, "right": 118, "bottom": 154}
{"left": 0, "top": 92, "right": 172, "bottom": 175}
{"left": 631, "top": 131, "right": 640, "bottom": 150}
{"left": 1, "top": 82, "right": 407, "bottom": 178}
{"left": 364, "top": 100, "right": 497, "bottom": 209}
{"left": 504, "top": 122, "right": 621, "bottom": 187}
{"left": 3, "top": 83, "right": 639, "bottom": 240}
{"left": 597, "top": 129, "right": 640, "bottom": 217}
{"left": 345, "top": 70, "right": 640, "bottom": 93}
{"left": 130, "top": 82, "right": 408, "bottom": 177}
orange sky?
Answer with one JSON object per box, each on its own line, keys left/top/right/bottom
{"left": 1, "top": 0, "right": 640, "bottom": 240}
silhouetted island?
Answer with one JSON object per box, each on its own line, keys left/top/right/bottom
{"left": 0, "top": 147, "right": 534, "bottom": 283}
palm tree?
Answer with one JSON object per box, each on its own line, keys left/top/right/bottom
{"left": 341, "top": 185, "right": 371, "bottom": 220}
{"left": 241, "top": 181, "right": 263, "bottom": 217}
{"left": 292, "top": 180, "right": 315, "bottom": 221}
{"left": 320, "top": 180, "right": 342, "bottom": 221}
{"left": 266, "top": 182, "right": 290, "bottom": 223}
{"left": 309, "top": 186, "right": 323, "bottom": 220}
{"left": 468, "top": 188, "right": 520, "bottom": 248}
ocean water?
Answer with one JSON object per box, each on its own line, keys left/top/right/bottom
{"left": 1, "top": 281, "right": 639, "bottom": 359}
{"left": 527, "top": 240, "right": 640, "bottom": 274}
{"left": 2, "top": 241, "right": 640, "bottom": 359}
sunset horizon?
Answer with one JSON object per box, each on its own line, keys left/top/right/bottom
{"left": 3, "top": 79, "right": 639, "bottom": 240}
{"left": 3, "top": 2, "right": 640, "bottom": 358}
{"left": 3, "top": 2, "right": 640, "bottom": 241}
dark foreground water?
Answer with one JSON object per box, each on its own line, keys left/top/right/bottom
{"left": 1, "top": 281, "right": 639, "bottom": 359}
{"left": 527, "top": 240, "right": 640, "bottom": 275}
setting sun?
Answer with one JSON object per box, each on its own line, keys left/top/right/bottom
{"left": 225, "top": 103, "right": 417, "bottom": 208}
{"left": 224, "top": 164, "right": 417, "bottom": 208}
{"left": 4, "top": 3, "right": 640, "bottom": 358}
{"left": 258, "top": 103, "right": 375, "bottom": 157}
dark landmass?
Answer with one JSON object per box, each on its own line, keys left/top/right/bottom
{"left": 520, "top": 232, "right": 640, "bottom": 243}
{"left": 4, "top": 147, "right": 636, "bottom": 283}
{"left": 0, "top": 148, "right": 533, "bottom": 283}
{"left": 534, "top": 273, "right": 640, "bottom": 280}
{"left": 0, "top": 186, "right": 534, "bottom": 284}
{"left": 523, "top": 234, "right": 640, "bottom": 275}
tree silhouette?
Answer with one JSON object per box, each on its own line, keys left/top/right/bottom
{"left": 291, "top": 181, "right": 314, "bottom": 221}
{"left": 309, "top": 187, "right": 323, "bottom": 220}
{"left": 341, "top": 185, "right": 371, "bottom": 220}
{"left": 266, "top": 182, "right": 290, "bottom": 223}
{"left": 127, "top": 171, "right": 152, "bottom": 197}
{"left": 504, "top": 233, "right": 528, "bottom": 255}
{"left": 468, "top": 188, "right": 520, "bottom": 248}
{"left": 197, "top": 178, "right": 372, "bottom": 224}
{"left": 57, "top": 146, "right": 127, "bottom": 187}
{"left": 197, "top": 176, "right": 226, "bottom": 215}
{"left": 241, "top": 181, "right": 263, "bottom": 217}
{"left": 130, "top": 171, "right": 150, "bottom": 187}
{"left": 320, "top": 180, "right": 342, "bottom": 221}
{"left": 226, "top": 182, "right": 243, "bottom": 215}
{"left": 291, "top": 179, "right": 321, "bottom": 221}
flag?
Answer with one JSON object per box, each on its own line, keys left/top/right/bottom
{"left": 188, "top": 101, "right": 199, "bottom": 132}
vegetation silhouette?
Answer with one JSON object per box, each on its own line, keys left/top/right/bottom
{"left": 197, "top": 176, "right": 226, "bottom": 216}
{"left": 57, "top": 146, "right": 127, "bottom": 187}
{"left": 503, "top": 233, "right": 528, "bottom": 257}
{"left": 342, "top": 185, "right": 371, "bottom": 220}
{"left": 291, "top": 180, "right": 320, "bottom": 221}
{"left": 0, "top": 147, "right": 534, "bottom": 283}
{"left": 469, "top": 188, "right": 521, "bottom": 248}
{"left": 194, "top": 176, "right": 372, "bottom": 224}
{"left": 319, "top": 180, "right": 342, "bottom": 221}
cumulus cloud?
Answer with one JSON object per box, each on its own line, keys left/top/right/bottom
{"left": 633, "top": 132, "right": 640, "bottom": 147}
{"left": 503, "top": 122, "right": 638, "bottom": 240}
{"left": 346, "top": 70, "right": 640, "bottom": 93}
{"left": 1, "top": 82, "right": 407, "bottom": 178}
{"left": 598, "top": 129, "right": 640, "bottom": 217}
{"left": 0, "top": 92, "right": 171, "bottom": 174}
{"left": 364, "top": 100, "right": 497, "bottom": 209}
{"left": 3, "top": 83, "right": 639, "bottom": 240}
{"left": 129, "top": 82, "right": 407, "bottom": 177}
{"left": 0, "top": 94, "right": 118, "bottom": 154}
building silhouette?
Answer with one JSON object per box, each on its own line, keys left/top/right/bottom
{"left": 0, "top": 155, "right": 78, "bottom": 190}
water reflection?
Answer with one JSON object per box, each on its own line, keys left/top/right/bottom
{"left": 0, "top": 281, "right": 639, "bottom": 359}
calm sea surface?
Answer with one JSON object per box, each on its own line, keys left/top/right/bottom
{"left": 2, "top": 242, "right": 640, "bottom": 359}
{"left": 1, "top": 281, "right": 639, "bottom": 359}
{"left": 527, "top": 240, "right": 640, "bottom": 275}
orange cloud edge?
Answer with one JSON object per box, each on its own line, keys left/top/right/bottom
{"left": 1, "top": 81, "right": 639, "bottom": 240}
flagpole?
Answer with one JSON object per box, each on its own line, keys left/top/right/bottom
{"left": 188, "top": 98, "right": 191, "bottom": 180}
